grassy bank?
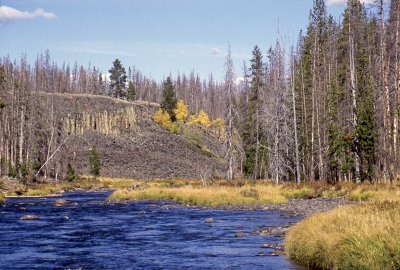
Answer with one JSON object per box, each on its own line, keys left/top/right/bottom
{"left": 285, "top": 202, "right": 400, "bottom": 269}
{"left": 5, "top": 176, "right": 400, "bottom": 207}
{"left": 108, "top": 179, "right": 400, "bottom": 207}
{"left": 0, "top": 192, "right": 5, "bottom": 204}
{"left": 5, "top": 176, "right": 141, "bottom": 197}
{"left": 108, "top": 181, "right": 317, "bottom": 206}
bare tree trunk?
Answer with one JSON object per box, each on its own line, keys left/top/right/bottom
{"left": 225, "top": 45, "right": 235, "bottom": 181}
{"left": 311, "top": 35, "right": 317, "bottom": 181}
{"left": 392, "top": 0, "right": 400, "bottom": 180}
{"left": 291, "top": 52, "right": 301, "bottom": 184}
{"left": 349, "top": 16, "right": 360, "bottom": 182}
{"left": 300, "top": 61, "right": 309, "bottom": 180}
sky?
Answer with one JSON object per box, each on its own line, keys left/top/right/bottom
{"left": 0, "top": 0, "right": 375, "bottom": 82}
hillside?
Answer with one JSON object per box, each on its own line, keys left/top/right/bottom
{"left": 44, "top": 93, "right": 226, "bottom": 179}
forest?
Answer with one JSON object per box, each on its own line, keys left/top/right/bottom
{"left": 1, "top": 0, "right": 400, "bottom": 184}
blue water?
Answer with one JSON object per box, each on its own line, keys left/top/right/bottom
{"left": 0, "top": 191, "right": 305, "bottom": 269}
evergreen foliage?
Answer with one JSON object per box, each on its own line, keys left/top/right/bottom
{"left": 127, "top": 81, "right": 136, "bottom": 101}
{"left": 89, "top": 146, "right": 101, "bottom": 177}
{"left": 109, "top": 59, "right": 127, "bottom": 99}
{"left": 161, "top": 77, "right": 177, "bottom": 122}
{"left": 66, "top": 163, "right": 77, "bottom": 182}
{"left": 242, "top": 45, "right": 266, "bottom": 179}
{"left": 355, "top": 47, "right": 376, "bottom": 181}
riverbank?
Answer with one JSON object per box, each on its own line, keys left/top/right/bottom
{"left": 3, "top": 176, "right": 399, "bottom": 208}
{"left": 285, "top": 201, "right": 400, "bottom": 269}
{"left": 107, "top": 179, "right": 400, "bottom": 210}
{"left": 0, "top": 176, "right": 142, "bottom": 202}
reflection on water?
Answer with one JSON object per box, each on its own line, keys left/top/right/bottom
{"left": 0, "top": 191, "right": 305, "bottom": 270}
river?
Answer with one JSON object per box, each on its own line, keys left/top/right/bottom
{"left": 0, "top": 191, "right": 305, "bottom": 269}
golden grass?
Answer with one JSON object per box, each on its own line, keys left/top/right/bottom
{"left": 8, "top": 176, "right": 400, "bottom": 207}
{"left": 347, "top": 186, "right": 400, "bottom": 202}
{"left": 107, "top": 183, "right": 314, "bottom": 206}
{"left": 0, "top": 192, "right": 5, "bottom": 204}
{"left": 10, "top": 177, "right": 106, "bottom": 197}
{"left": 285, "top": 202, "right": 400, "bottom": 270}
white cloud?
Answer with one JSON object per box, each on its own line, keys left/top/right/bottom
{"left": 211, "top": 47, "right": 221, "bottom": 56}
{"left": 326, "top": 0, "right": 375, "bottom": 5}
{"left": 0, "top": 6, "right": 57, "bottom": 22}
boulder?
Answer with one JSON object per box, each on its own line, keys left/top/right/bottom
{"left": 204, "top": 218, "right": 215, "bottom": 223}
{"left": 20, "top": 214, "right": 39, "bottom": 220}
{"left": 54, "top": 199, "right": 77, "bottom": 207}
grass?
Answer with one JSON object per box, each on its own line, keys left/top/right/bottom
{"left": 7, "top": 176, "right": 400, "bottom": 207}
{"left": 6, "top": 176, "right": 141, "bottom": 197}
{"left": 107, "top": 181, "right": 323, "bottom": 206}
{"left": 0, "top": 192, "right": 5, "bottom": 204}
{"left": 108, "top": 184, "right": 288, "bottom": 206}
{"left": 285, "top": 202, "right": 400, "bottom": 270}
{"left": 107, "top": 179, "right": 400, "bottom": 207}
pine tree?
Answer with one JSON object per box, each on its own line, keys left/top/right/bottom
{"left": 356, "top": 46, "right": 376, "bottom": 181}
{"left": 161, "top": 77, "right": 177, "bottom": 122}
{"left": 243, "top": 45, "right": 265, "bottom": 179}
{"left": 66, "top": 163, "right": 77, "bottom": 182}
{"left": 109, "top": 59, "right": 127, "bottom": 99}
{"left": 89, "top": 145, "right": 101, "bottom": 177}
{"left": 127, "top": 81, "right": 136, "bottom": 101}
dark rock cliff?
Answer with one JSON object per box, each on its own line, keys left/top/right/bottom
{"left": 46, "top": 93, "right": 225, "bottom": 179}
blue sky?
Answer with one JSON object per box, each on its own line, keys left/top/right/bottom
{"left": 0, "top": 0, "right": 367, "bottom": 82}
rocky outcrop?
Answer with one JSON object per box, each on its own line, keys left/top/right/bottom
{"left": 42, "top": 93, "right": 225, "bottom": 180}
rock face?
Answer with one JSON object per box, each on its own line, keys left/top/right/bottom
{"left": 43, "top": 93, "right": 226, "bottom": 179}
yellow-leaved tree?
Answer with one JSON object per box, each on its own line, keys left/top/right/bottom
{"left": 154, "top": 108, "right": 173, "bottom": 131}
{"left": 211, "top": 117, "right": 226, "bottom": 138}
{"left": 188, "top": 110, "right": 211, "bottom": 128}
{"left": 174, "top": 99, "right": 188, "bottom": 122}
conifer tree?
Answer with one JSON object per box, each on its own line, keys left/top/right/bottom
{"left": 355, "top": 46, "right": 376, "bottom": 181}
{"left": 243, "top": 45, "right": 265, "bottom": 179}
{"left": 127, "top": 81, "right": 136, "bottom": 101}
{"left": 66, "top": 163, "right": 77, "bottom": 182}
{"left": 109, "top": 59, "right": 127, "bottom": 99}
{"left": 161, "top": 77, "right": 177, "bottom": 122}
{"left": 89, "top": 145, "right": 101, "bottom": 177}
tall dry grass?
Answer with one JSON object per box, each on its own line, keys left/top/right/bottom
{"left": 0, "top": 193, "right": 5, "bottom": 204}
{"left": 107, "top": 183, "right": 319, "bottom": 206}
{"left": 285, "top": 202, "right": 400, "bottom": 269}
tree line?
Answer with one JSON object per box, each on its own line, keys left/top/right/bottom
{"left": 1, "top": 0, "right": 400, "bottom": 184}
{"left": 231, "top": 0, "right": 400, "bottom": 183}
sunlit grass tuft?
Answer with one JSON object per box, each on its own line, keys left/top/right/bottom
{"left": 285, "top": 202, "right": 400, "bottom": 269}
{"left": 0, "top": 193, "right": 5, "bottom": 204}
{"left": 108, "top": 184, "right": 288, "bottom": 206}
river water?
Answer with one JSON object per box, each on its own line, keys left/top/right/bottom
{"left": 0, "top": 191, "right": 305, "bottom": 269}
